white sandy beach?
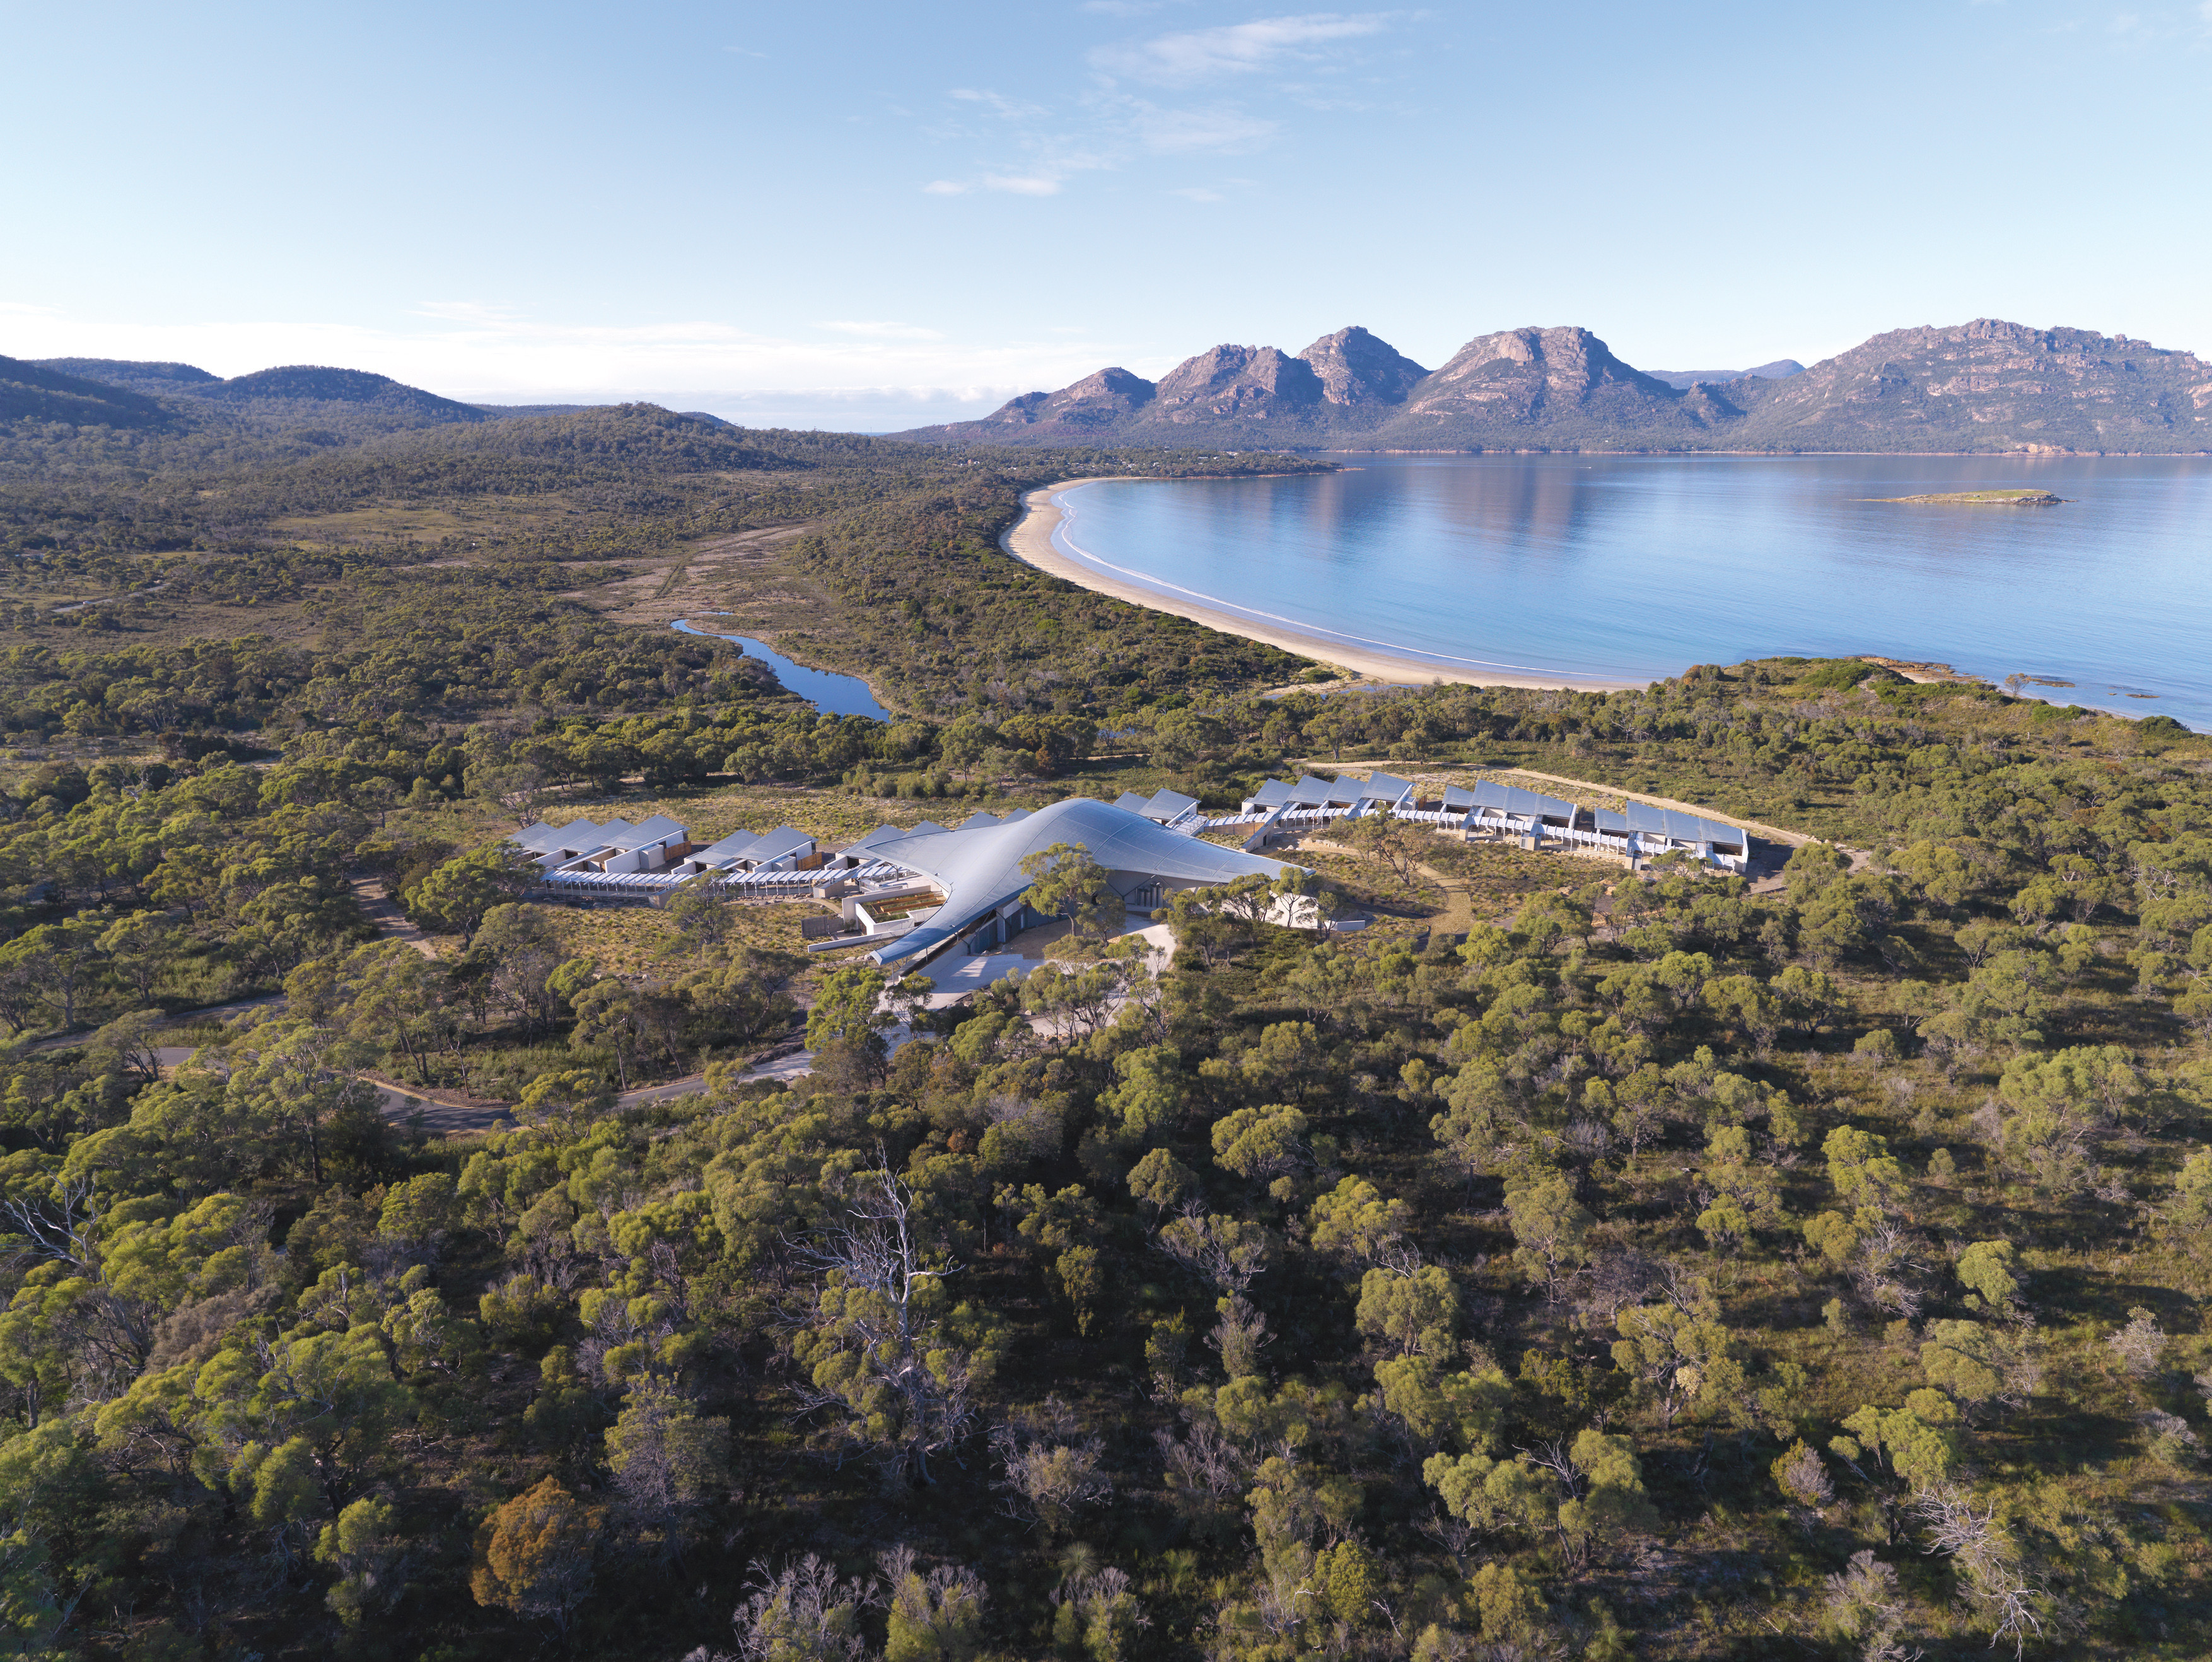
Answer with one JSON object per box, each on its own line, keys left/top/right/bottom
{"left": 999, "top": 478, "right": 1639, "bottom": 693}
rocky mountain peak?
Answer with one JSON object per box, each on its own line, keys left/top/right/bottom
{"left": 888, "top": 315, "right": 2211, "bottom": 452}
{"left": 1412, "top": 325, "right": 1670, "bottom": 413}
{"left": 1154, "top": 344, "right": 1322, "bottom": 419}
{"left": 975, "top": 365, "right": 1156, "bottom": 431}
{"left": 1295, "top": 326, "right": 1428, "bottom": 406}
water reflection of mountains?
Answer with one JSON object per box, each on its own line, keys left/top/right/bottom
{"left": 1206, "top": 459, "right": 1612, "bottom": 568}
{"left": 1068, "top": 455, "right": 2212, "bottom": 731}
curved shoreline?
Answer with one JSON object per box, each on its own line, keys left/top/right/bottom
{"left": 999, "top": 478, "right": 1640, "bottom": 693}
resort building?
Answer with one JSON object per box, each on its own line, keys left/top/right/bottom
{"left": 511, "top": 814, "right": 690, "bottom": 875}
{"left": 1228, "top": 773, "right": 1750, "bottom": 871}
{"left": 517, "top": 815, "right": 828, "bottom": 896}
{"left": 508, "top": 771, "right": 1745, "bottom": 947}
{"left": 678, "top": 824, "right": 819, "bottom": 875}
{"left": 509, "top": 797, "right": 1295, "bottom": 956}
{"left": 830, "top": 795, "right": 1290, "bottom": 967}
{"left": 1112, "top": 788, "right": 1203, "bottom": 829}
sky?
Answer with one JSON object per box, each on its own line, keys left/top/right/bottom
{"left": 6, "top": 0, "right": 2211, "bottom": 430}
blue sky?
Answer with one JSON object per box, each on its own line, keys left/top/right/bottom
{"left": 6, "top": 1, "right": 2210, "bottom": 428}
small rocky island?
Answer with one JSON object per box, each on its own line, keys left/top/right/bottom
{"left": 1871, "top": 488, "right": 2065, "bottom": 505}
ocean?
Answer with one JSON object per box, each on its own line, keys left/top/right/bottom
{"left": 1050, "top": 454, "right": 2212, "bottom": 729}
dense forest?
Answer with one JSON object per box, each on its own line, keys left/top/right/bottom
{"left": 2, "top": 383, "right": 2211, "bottom": 1660}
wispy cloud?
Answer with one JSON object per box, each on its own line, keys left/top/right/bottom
{"left": 949, "top": 88, "right": 1046, "bottom": 119}
{"left": 818, "top": 320, "right": 947, "bottom": 340}
{"left": 921, "top": 170, "right": 1086, "bottom": 197}
{"left": 1132, "top": 105, "right": 1278, "bottom": 153}
{"left": 919, "top": 92, "right": 1278, "bottom": 195}
{"left": 918, "top": 11, "right": 1405, "bottom": 201}
{"left": 1088, "top": 13, "right": 1394, "bottom": 85}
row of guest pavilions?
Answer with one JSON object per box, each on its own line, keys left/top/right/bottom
{"left": 1209, "top": 771, "right": 1751, "bottom": 872}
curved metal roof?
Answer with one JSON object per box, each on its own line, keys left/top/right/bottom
{"left": 867, "top": 795, "right": 1291, "bottom": 966}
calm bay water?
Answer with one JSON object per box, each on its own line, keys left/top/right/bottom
{"left": 1052, "top": 454, "right": 2212, "bottom": 729}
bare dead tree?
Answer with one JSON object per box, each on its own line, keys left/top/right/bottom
{"left": 1152, "top": 1205, "right": 1271, "bottom": 1294}
{"left": 1912, "top": 1485, "right": 2047, "bottom": 1659}
{"left": 787, "top": 1167, "right": 990, "bottom": 1488}
{"left": 0, "top": 1178, "right": 156, "bottom": 1388}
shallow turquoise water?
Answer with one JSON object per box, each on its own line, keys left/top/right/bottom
{"left": 1051, "top": 454, "right": 2212, "bottom": 729}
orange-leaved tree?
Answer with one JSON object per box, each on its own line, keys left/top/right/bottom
{"left": 470, "top": 1477, "right": 603, "bottom": 1634}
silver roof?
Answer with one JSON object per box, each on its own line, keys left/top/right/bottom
{"left": 516, "top": 814, "right": 689, "bottom": 856}
{"left": 848, "top": 823, "right": 912, "bottom": 851}
{"left": 1356, "top": 772, "right": 1412, "bottom": 803}
{"left": 1288, "top": 775, "right": 1343, "bottom": 806}
{"left": 1624, "top": 803, "right": 1745, "bottom": 848}
{"left": 747, "top": 826, "right": 816, "bottom": 863}
{"left": 867, "top": 796, "right": 1292, "bottom": 966}
{"left": 1144, "top": 788, "right": 1199, "bottom": 821}
{"left": 1113, "top": 791, "right": 1151, "bottom": 812}
{"left": 1467, "top": 781, "right": 1575, "bottom": 823}
{"left": 1440, "top": 785, "right": 1477, "bottom": 811}
{"left": 696, "top": 828, "right": 762, "bottom": 863}
{"left": 1248, "top": 780, "right": 1293, "bottom": 809}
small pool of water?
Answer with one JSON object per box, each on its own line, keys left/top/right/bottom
{"left": 672, "top": 618, "right": 892, "bottom": 720}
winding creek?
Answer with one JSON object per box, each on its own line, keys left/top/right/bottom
{"left": 670, "top": 617, "right": 892, "bottom": 720}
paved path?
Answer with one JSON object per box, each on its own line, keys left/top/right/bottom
{"left": 28, "top": 993, "right": 284, "bottom": 1055}
{"left": 351, "top": 877, "right": 439, "bottom": 957}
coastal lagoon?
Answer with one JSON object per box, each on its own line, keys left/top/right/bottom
{"left": 1051, "top": 454, "right": 2212, "bottom": 729}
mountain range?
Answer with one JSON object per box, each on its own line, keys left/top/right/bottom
{"left": 9, "top": 317, "right": 2211, "bottom": 454}
{"left": 894, "top": 319, "right": 2212, "bottom": 454}
{"left": 0, "top": 356, "right": 737, "bottom": 442}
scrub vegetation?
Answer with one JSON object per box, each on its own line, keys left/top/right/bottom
{"left": 2, "top": 386, "right": 2211, "bottom": 1659}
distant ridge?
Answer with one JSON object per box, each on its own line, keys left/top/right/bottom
{"left": 0, "top": 354, "right": 176, "bottom": 430}
{"left": 1645, "top": 360, "right": 1805, "bottom": 390}
{"left": 37, "top": 356, "right": 219, "bottom": 390}
{"left": 894, "top": 320, "right": 2212, "bottom": 454}
{"left": 21, "top": 358, "right": 574, "bottom": 441}
{"left": 197, "top": 364, "right": 487, "bottom": 425}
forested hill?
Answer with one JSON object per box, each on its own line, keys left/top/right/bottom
{"left": 897, "top": 317, "right": 2212, "bottom": 454}
{"left": 0, "top": 356, "right": 176, "bottom": 431}
{"left": 14, "top": 354, "right": 541, "bottom": 447}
